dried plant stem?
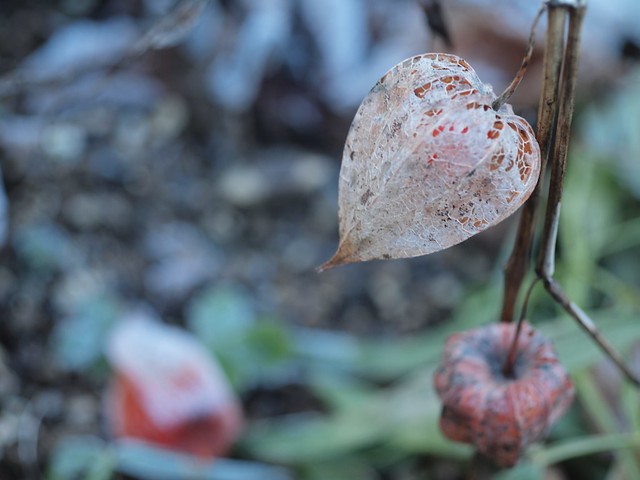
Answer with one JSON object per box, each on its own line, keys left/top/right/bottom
{"left": 502, "top": 0, "right": 640, "bottom": 385}
{"left": 500, "top": 4, "right": 567, "bottom": 323}
{"left": 503, "top": 278, "right": 540, "bottom": 378}
{"left": 535, "top": 6, "right": 582, "bottom": 276}
{"left": 492, "top": 4, "right": 546, "bottom": 111}
{"left": 534, "top": 4, "right": 640, "bottom": 386}
{"left": 542, "top": 278, "right": 640, "bottom": 387}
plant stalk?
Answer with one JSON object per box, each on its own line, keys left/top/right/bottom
{"left": 500, "top": 5, "right": 566, "bottom": 323}
{"left": 492, "top": 5, "right": 546, "bottom": 111}
{"left": 530, "top": 3, "right": 640, "bottom": 385}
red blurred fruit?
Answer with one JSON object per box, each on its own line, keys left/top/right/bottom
{"left": 434, "top": 321, "right": 574, "bottom": 467}
{"left": 106, "top": 316, "right": 243, "bottom": 459}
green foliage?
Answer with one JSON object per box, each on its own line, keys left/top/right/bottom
{"left": 14, "top": 222, "right": 80, "bottom": 272}
{"left": 493, "top": 462, "right": 543, "bottom": 480}
{"left": 301, "top": 459, "right": 378, "bottom": 480}
{"left": 48, "top": 437, "right": 292, "bottom": 480}
{"left": 49, "top": 86, "right": 640, "bottom": 478}
{"left": 238, "top": 131, "right": 640, "bottom": 476}
{"left": 187, "top": 285, "right": 255, "bottom": 347}
{"left": 50, "top": 293, "right": 120, "bottom": 372}
{"left": 241, "top": 305, "right": 639, "bottom": 477}
{"left": 48, "top": 436, "right": 115, "bottom": 480}
{"left": 186, "top": 284, "right": 294, "bottom": 388}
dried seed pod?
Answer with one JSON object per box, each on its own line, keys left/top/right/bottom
{"left": 321, "top": 53, "right": 540, "bottom": 270}
{"left": 434, "top": 322, "right": 574, "bottom": 467}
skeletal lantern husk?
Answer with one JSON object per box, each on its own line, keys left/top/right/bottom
{"left": 106, "top": 316, "right": 243, "bottom": 459}
{"left": 434, "top": 322, "right": 574, "bottom": 467}
{"left": 321, "top": 53, "right": 540, "bottom": 270}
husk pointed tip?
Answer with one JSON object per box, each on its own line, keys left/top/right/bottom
{"left": 316, "top": 243, "right": 358, "bottom": 272}
{"left": 316, "top": 253, "right": 347, "bottom": 273}
{"left": 316, "top": 260, "right": 335, "bottom": 273}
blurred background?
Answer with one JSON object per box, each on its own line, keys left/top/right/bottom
{"left": 1, "top": 0, "right": 640, "bottom": 479}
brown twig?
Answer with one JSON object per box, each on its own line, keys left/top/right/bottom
{"left": 542, "top": 277, "right": 640, "bottom": 386}
{"left": 500, "top": 4, "right": 566, "bottom": 323}
{"left": 502, "top": 0, "right": 640, "bottom": 386}
{"left": 503, "top": 277, "right": 540, "bottom": 377}
{"left": 492, "top": 4, "right": 546, "bottom": 111}
{"left": 535, "top": 6, "right": 581, "bottom": 276}
{"left": 533, "top": 3, "right": 640, "bottom": 386}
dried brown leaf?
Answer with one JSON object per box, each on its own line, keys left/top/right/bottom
{"left": 321, "top": 53, "right": 540, "bottom": 270}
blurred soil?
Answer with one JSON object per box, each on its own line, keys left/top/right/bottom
{"left": 1, "top": 1, "right": 638, "bottom": 479}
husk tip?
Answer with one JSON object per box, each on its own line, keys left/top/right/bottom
{"left": 316, "top": 255, "right": 342, "bottom": 273}
{"left": 316, "top": 245, "right": 355, "bottom": 272}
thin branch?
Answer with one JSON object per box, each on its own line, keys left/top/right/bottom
{"left": 503, "top": 277, "right": 540, "bottom": 377}
{"left": 535, "top": 5, "right": 583, "bottom": 276}
{"left": 533, "top": 4, "right": 640, "bottom": 386}
{"left": 492, "top": 3, "right": 546, "bottom": 111}
{"left": 500, "top": 5, "right": 566, "bottom": 322}
{"left": 542, "top": 277, "right": 640, "bottom": 386}
{"left": 534, "top": 6, "right": 568, "bottom": 175}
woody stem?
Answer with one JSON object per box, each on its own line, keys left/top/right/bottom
{"left": 492, "top": 4, "right": 546, "bottom": 111}
{"left": 500, "top": 4, "right": 566, "bottom": 323}
{"left": 534, "top": 3, "right": 640, "bottom": 386}
{"left": 503, "top": 278, "right": 540, "bottom": 377}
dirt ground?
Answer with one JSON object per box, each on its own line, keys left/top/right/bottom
{"left": 2, "top": 1, "right": 640, "bottom": 479}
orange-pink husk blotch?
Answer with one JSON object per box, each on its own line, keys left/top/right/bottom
{"left": 434, "top": 322, "right": 574, "bottom": 467}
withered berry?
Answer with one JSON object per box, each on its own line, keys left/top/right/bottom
{"left": 434, "top": 322, "right": 574, "bottom": 467}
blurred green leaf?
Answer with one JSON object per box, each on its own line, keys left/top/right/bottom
{"left": 593, "top": 268, "right": 640, "bottom": 309}
{"left": 574, "top": 370, "right": 620, "bottom": 433}
{"left": 302, "top": 458, "right": 379, "bottom": 480}
{"left": 559, "top": 150, "right": 606, "bottom": 304}
{"left": 244, "top": 410, "right": 391, "bottom": 463}
{"left": 48, "top": 435, "right": 293, "bottom": 480}
{"left": 531, "top": 432, "right": 640, "bottom": 467}
{"left": 246, "top": 304, "right": 640, "bottom": 466}
{"left": 540, "top": 310, "right": 639, "bottom": 373}
{"left": 246, "top": 316, "right": 293, "bottom": 364}
{"left": 598, "top": 216, "right": 640, "bottom": 258}
{"left": 493, "top": 462, "right": 543, "bottom": 480}
{"left": 579, "top": 70, "right": 640, "bottom": 198}
{"left": 290, "top": 283, "right": 496, "bottom": 381}
{"left": 115, "top": 439, "right": 292, "bottom": 480}
{"left": 50, "top": 294, "right": 119, "bottom": 371}
{"left": 244, "top": 366, "right": 468, "bottom": 464}
{"left": 307, "top": 369, "right": 377, "bottom": 411}
{"left": 187, "top": 285, "right": 255, "bottom": 347}
{"left": 379, "top": 369, "right": 472, "bottom": 463}
{"left": 48, "top": 436, "right": 115, "bottom": 480}
{"left": 186, "top": 285, "right": 294, "bottom": 388}
{"left": 621, "top": 377, "right": 640, "bottom": 433}
{"left": 572, "top": 370, "right": 640, "bottom": 478}
{"left": 14, "top": 222, "right": 81, "bottom": 272}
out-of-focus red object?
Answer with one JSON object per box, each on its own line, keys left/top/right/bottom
{"left": 434, "top": 321, "right": 574, "bottom": 467}
{"left": 106, "top": 316, "right": 243, "bottom": 459}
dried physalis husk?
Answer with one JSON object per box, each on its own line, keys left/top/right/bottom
{"left": 434, "top": 322, "right": 574, "bottom": 467}
{"left": 321, "top": 53, "right": 540, "bottom": 270}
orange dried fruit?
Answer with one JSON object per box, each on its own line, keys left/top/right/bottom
{"left": 434, "top": 321, "right": 574, "bottom": 467}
